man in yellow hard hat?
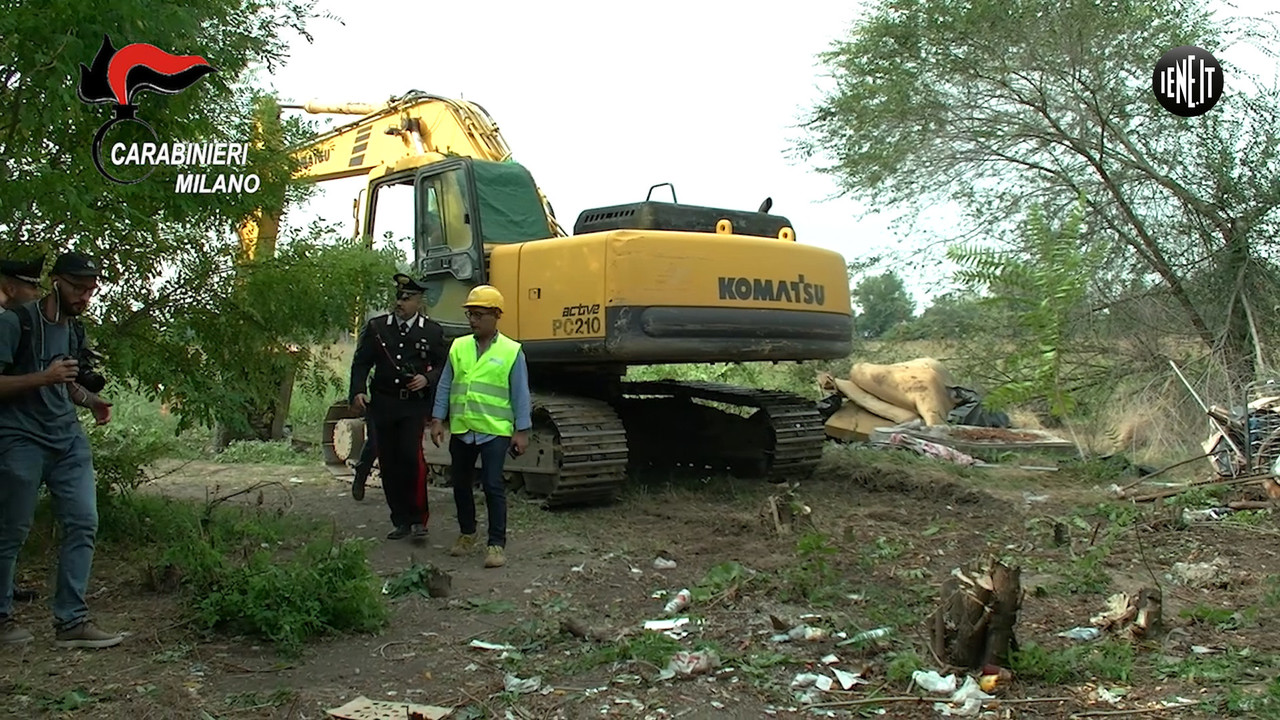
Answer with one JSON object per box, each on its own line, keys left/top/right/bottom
{"left": 430, "top": 285, "right": 530, "bottom": 569}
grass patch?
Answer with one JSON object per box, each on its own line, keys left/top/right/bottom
{"left": 99, "top": 493, "right": 388, "bottom": 656}
{"left": 1011, "top": 639, "right": 1135, "bottom": 684}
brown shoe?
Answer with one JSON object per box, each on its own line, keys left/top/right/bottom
{"left": 54, "top": 620, "right": 122, "bottom": 649}
{"left": 485, "top": 545, "right": 506, "bottom": 568}
{"left": 0, "top": 617, "right": 33, "bottom": 645}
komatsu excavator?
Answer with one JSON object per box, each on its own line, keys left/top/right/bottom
{"left": 244, "top": 90, "right": 853, "bottom": 507}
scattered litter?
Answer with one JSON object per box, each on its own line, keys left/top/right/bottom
{"left": 1171, "top": 558, "right": 1229, "bottom": 588}
{"left": 503, "top": 673, "right": 541, "bottom": 694}
{"left": 1182, "top": 507, "right": 1234, "bottom": 522}
{"left": 1089, "top": 588, "right": 1162, "bottom": 639}
{"left": 884, "top": 432, "right": 980, "bottom": 466}
{"left": 1057, "top": 626, "right": 1101, "bottom": 642}
{"left": 1191, "top": 645, "right": 1217, "bottom": 654}
{"left": 653, "top": 557, "right": 677, "bottom": 570}
{"left": 325, "top": 695, "right": 452, "bottom": 720}
{"left": 933, "top": 676, "right": 995, "bottom": 717}
{"left": 831, "top": 668, "right": 864, "bottom": 690}
{"left": 468, "top": 640, "right": 515, "bottom": 651}
{"left": 791, "top": 673, "right": 825, "bottom": 689}
{"left": 838, "top": 626, "right": 891, "bottom": 646}
{"left": 657, "top": 650, "right": 720, "bottom": 681}
{"left": 820, "top": 654, "right": 840, "bottom": 665}
{"left": 711, "top": 701, "right": 725, "bottom": 709}
{"left": 1093, "top": 686, "right": 1126, "bottom": 705}
{"left": 772, "top": 624, "right": 828, "bottom": 643}
{"left": 663, "top": 589, "right": 691, "bottom": 614}
{"left": 911, "top": 670, "right": 958, "bottom": 694}
{"left": 288, "top": 476, "right": 303, "bottom": 484}
{"left": 642, "top": 617, "right": 691, "bottom": 639}
{"left": 1022, "top": 491, "right": 1050, "bottom": 504}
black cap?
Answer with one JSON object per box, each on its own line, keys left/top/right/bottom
{"left": 51, "top": 251, "right": 102, "bottom": 278}
{"left": 0, "top": 258, "right": 44, "bottom": 285}
{"left": 393, "top": 272, "right": 426, "bottom": 294}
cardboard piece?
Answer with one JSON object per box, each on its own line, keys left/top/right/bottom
{"left": 327, "top": 696, "right": 453, "bottom": 720}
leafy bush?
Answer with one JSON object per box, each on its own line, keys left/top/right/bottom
{"left": 100, "top": 494, "right": 388, "bottom": 656}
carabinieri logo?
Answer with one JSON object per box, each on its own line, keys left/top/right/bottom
{"left": 77, "top": 34, "right": 215, "bottom": 185}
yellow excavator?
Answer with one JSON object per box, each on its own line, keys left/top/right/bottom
{"left": 245, "top": 90, "right": 854, "bottom": 507}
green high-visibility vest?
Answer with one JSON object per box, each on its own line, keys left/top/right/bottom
{"left": 447, "top": 332, "right": 522, "bottom": 437}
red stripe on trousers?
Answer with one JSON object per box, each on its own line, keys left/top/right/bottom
{"left": 416, "top": 417, "right": 429, "bottom": 526}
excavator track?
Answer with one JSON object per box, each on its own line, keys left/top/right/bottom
{"left": 618, "top": 380, "right": 825, "bottom": 482}
{"left": 518, "top": 393, "right": 629, "bottom": 509}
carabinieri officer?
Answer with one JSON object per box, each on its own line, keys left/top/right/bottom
{"left": 347, "top": 273, "right": 447, "bottom": 540}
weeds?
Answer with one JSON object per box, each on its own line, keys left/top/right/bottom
{"left": 95, "top": 494, "right": 388, "bottom": 656}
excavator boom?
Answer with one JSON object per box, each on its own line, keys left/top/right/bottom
{"left": 272, "top": 90, "right": 563, "bottom": 236}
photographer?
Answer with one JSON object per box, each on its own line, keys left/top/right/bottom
{"left": 348, "top": 273, "right": 446, "bottom": 541}
{"left": 0, "top": 251, "right": 121, "bottom": 648}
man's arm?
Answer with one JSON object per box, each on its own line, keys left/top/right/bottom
{"left": 509, "top": 350, "right": 532, "bottom": 433}
{"left": 431, "top": 357, "right": 453, "bottom": 421}
{"left": 348, "top": 320, "right": 376, "bottom": 404}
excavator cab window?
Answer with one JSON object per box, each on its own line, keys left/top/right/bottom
{"left": 367, "top": 177, "right": 419, "bottom": 272}
{"left": 412, "top": 161, "right": 485, "bottom": 329}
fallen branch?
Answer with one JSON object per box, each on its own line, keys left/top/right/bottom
{"left": 1071, "top": 701, "right": 1200, "bottom": 717}
{"left": 803, "top": 696, "right": 928, "bottom": 709}
{"left": 1116, "top": 454, "right": 1210, "bottom": 495}
{"left": 1130, "top": 474, "right": 1271, "bottom": 503}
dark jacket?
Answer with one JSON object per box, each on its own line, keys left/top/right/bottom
{"left": 348, "top": 313, "right": 447, "bottom": 418}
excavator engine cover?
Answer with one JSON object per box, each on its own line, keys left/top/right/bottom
{"left": 573, "top": 201, "right": 794, "bottom": 240}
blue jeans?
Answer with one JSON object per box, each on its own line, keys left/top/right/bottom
{"left": 449, "top": 435, "right": 508, "bottom": 547}
{"left": 0, "top": 431, "right": 98, "bottom": 629}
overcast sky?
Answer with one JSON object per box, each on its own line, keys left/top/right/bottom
{"left": 262, "top": 0, "right": 1276, "bottom": 309}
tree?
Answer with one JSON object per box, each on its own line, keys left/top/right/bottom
{"left": 949, "top": 199, "right": 1108, "bottom": 419}
{"left": 852, "top": 270, "right": 915, "bottom": 338}
{"left": 0, "top": 1, "right": 391, "bottom": 439}
{"left": 795, "top": 0, "right": 1280, "bottom": 392}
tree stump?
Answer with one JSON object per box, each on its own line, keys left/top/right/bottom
{"left": 930, "top": 559, "right": 1022, "bottom": 670}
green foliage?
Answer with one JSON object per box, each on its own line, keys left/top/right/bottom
{"left": 779, "top": 532, "right": 842, "bottom": 605}
{"left": 110, "top": 232, "right": 399, "bottom": 438}
{"left": 852, "top": 270, "right": 915, "bottom": 338}
{"left": 98, "top": 494, "right": 388, "bottom": 656}
{"left": 796, "top": 0, "right": 1280, "bottom": 389}
{"left": 0, "top": 1, "right": 394, "bottom": 442}
{"left": 1011, "top": 639, "right": 1134, "bottom": 684}
{"left": 947, "top": 200, "right": 1105, "bottom": 418}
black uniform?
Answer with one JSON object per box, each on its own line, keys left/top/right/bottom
{"left": 348, "top": 312, "right": 447, "bottom": 533}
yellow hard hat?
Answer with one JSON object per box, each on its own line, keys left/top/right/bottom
{"left": 463, "top": 284, "right": 505, "bottom": 312}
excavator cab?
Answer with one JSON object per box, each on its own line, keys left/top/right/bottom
{"left": 363, "top": 156, "right": 552, "bottom": 331}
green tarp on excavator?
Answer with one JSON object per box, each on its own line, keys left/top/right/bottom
{"left": 471, "top": 159, "right": 554, "bottom": 244}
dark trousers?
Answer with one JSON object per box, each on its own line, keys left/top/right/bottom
{"left": 355, "top": 420, "right": 379, "bottom": 473}
{"left": 370, "top": 414, "right": 429, "bottom": 528}
{"left": 449, "top": 435, "right": 509, "bottom": 547}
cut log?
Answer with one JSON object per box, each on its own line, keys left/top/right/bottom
{"left": 930, "top": 559, "right": 1021, "bottom": 670}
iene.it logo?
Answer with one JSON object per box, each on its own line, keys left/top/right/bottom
{"left": 77, "top": 35, "right": 216, "bottom": 185}
{"left": 1152, "top": 45, "right": 1224, "bottom": 118}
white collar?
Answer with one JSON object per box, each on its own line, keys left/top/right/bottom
{"left": 387, "top": 314, "right": 421, "bottom": 327}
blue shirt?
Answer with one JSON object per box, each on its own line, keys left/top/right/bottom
{"left": 0, "top": 304, "right": 83, "bottom": 449}
{"left": 432, "top": 336, "right": 531, "bottom": 444}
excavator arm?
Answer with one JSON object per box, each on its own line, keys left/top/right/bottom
{"left": 237, "top": 90, "right": 564, "bottom": 261}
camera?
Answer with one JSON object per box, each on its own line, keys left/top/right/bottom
{"left": 51, "top": 350, "right": 107, "bottom": 394}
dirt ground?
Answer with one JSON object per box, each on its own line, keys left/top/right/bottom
{"left": 3, "top": 445, "right": 1280, "bottom": 719}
